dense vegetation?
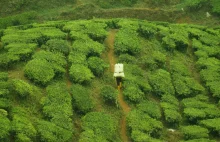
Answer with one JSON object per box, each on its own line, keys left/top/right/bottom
{"left": 0, "top": 18, "right": 220, "bottom": 142}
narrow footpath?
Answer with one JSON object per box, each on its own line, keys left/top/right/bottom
{"left": 105, "top": 29, "right": 131, "bottom": 142}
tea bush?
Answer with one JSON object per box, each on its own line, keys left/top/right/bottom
{"left": 0, "top": 109, "right": 10, "bottom": 141}
{"left": 181, "top": 125, "right": 209, "bottom": 140}
{"left": 100, "top": 85, "right": 118, "bottom": 104}
{"left": 81, "top": 112, "right": 116, "bottom": 141}
{"left": 88, "top": 57, "right": 109, "bottom": 77}
{"left": 24, "top": 59, "right": 55, "bottom": 85}
{"left": 69, "top": 64, "right": 94, "bottom": 84}
{"left": 71, "top": 84, "right": 94, "bottom": 113}
{"left": 41, "top": 82, "right": 73, "bottom": 131}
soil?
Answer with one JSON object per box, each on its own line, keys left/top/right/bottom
{"left": 106, "top": 29, "right": 131, "bottom": 142}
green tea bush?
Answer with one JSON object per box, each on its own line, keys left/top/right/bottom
{"left": 0, "top": 72, "right": 8, "bottom": 81}
{"left": 161, "top": 94, "right": 182, "bottom": 125}
{"left": 69, "top": 64, "right": 94, "bottom": 84}
{"left": 172, "top": 73, "right": 205, "bottom": 97}
{"left": 141, "top": 51, "right": 166, "bottom": 70}
{"left": 0, "top": 98, "right": 10, "bottom": 109}
{"left": 11, "top": 107, "right": 37, "bottom": 142}
{"left": 88, "top": 57, "right": 109, "bottom": 77}
{"left": 100, "top": 85, "right": 118, "bottom": 104}
{"left": 181, "top": 125, "right": 209, "bottom": 140}
{"left": 0, "top": 109, "right": 10, "bottom": 141}
{"left": 123, "top": 83, "right": 144, "bottom": 103}
{"left": 137, "top": 101, "right": 161, "bottom": 119}
{"left": 72, "top": 39, "right": 105, "bottom": 57}
{"left": 138, "top": 22, "right": 158, "bottom": 39}
{"left": 149, "top": 69, "right": 175, "bottom": 96}
{"left": 71, "top": 84, "right": 94, "bottom": 113}
{"left": 114, "top": 28, "right": 141, "bottom": 55}
{"left": 200, "top": 118, "right": 220, "bottom": 133}
{"left": 32, "top": 51, "right": 67, "bottom": 76}
{"left": 68, "top": 51, "right": 87, "bottom": 65}
{"left": 118, "top": 54, "right": 137, "bottom": 64}
{"left": 41, "top": 82, "right": 73, "bottom": 131}
{"left": 37, "top": 120, "right": 72, "bottom": 142}
{"left": 11, "top": 79, "right": 33, "bottom": 97}
{"left": 0, "top": 53, "right": 20, "bottom": 68}
{"left": 84, "top": 21, "right": 108, "bottom": 42}
{"left": 124, "top": 64, "right": 152, "bottom": 93}
{"left": 170, "top": 60, "right": 190, "bottom": 76}
{"left": 81, "top": 112, "right": 116, "bottom": 141}
{"left": 127, "top": 110, "right": 163, "bottom": 139}
{"left": 44, "top": 39, "right": 70, "bottom": 55}
{"left": 24, "top": 59, "right": 55, "bottom": 85}
{"left": 182, "top": 96, "right": 220, "bottom": 121}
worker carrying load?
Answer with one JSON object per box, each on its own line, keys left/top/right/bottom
{"left": 114, "top": 63, "right": 125, "bottom": 88}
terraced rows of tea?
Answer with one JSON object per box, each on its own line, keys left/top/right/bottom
{"left": 0, "top": 19, "right": 220, "bottom": 142}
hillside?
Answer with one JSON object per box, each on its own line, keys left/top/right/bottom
{"left": 0, "top": 18, "right": 220, "bottom": 142}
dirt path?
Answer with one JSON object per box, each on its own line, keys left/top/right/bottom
{"left": 105, "top": 29, "right": 131, "bottom": 142}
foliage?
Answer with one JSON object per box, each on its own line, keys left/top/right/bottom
{"left": 123, "top": 83, "right": 144, "bottom": 103}
{"left": 11, "top": 79, "right": 33, "bottom": 97}
{"left": 43, "top": 39, "right": 70, "bottom": 55}
{"left": 72, "top": 39, "right": 105, "bottom": 57}
{"left": 32, "top": 51, "right": 67, "bottom": 76}
{"left": 181, "top": 125, "right": 209, "bottom": 140}
{"left": 211, "top": 0, "right": 220, "bottom": 14}
{"left": 200, "top": 118, "right": 220, "bottom": 132}
{"left": 180, "top": 139, "right": 215, "bottom": 142}
{"left": 114, "top": 28, "right": 141, "bottom": 55}
{"left": 11, "top": 107, "right": 37, "bottom": 142}
{"left": 0, "top": 109, "right": 10, "bottom": 140}
{"left": 161, "top": 95, "right": 182, "bottom": 125}
{"left": 141, "top": 51, "right": 166, "bottom": 70}
{"left": 71, "top": 84, "right": 94, "bottom": 113}
{"left": 81, "top": 112, "right": 116, "bottom": 141}
{"left": 124, "top": 64, "right": 152, "bottom": 93}
{"left": 0, "top": 72, "right": 8, "bottom": 81}
{"left": 69, "top": 64, "right": 94, "bottom": 84}
{"left": 100, "top": 85, "right": 118, "bottom": 104}
{"left": 37, "top": 120, "right": 73, "bottom": 142}
{"left": 182, "top": 0, "right": 208, "bottom": 10}
{"left": 4, "top": 43, "right": 37, "bottom": 61}
{"left": 0, "top": 11, "right": 37, "bottom": 29}
{"left": 182, "top": 96, "right": 220, "bottom": 121}
{"left": 138, "top": 22, "right": 158, "bottom": 39}
{"left": 118, "top": 54, "right": 137, "bottom": 64}
{"left": 68, "top": 51, "right": 87, "bottom": 65}
{"left": 137, "top": 101, "right": 161, "bottom": 119}
{"left": 172, "top": 73, "right": 205, "bottom": 97}
{"left": 170, "top": 60, "right": 190, "bottom": 76}
{"left": 24, "top": 59, "right": 55, "bottom": 85}
{"left": 41, "top": 82, "right": 73, "bottom": 131}
{"left": 149, "top": 69, "right": 175, "bottom": 96}
{"left": 88, "top": 57, "right": 109, "bottom": 77}
{"left": 127, "top": 110, "right": 163, "bottom": 140}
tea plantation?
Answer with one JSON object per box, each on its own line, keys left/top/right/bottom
{"left": 0, "top": 18, "right": 220, "bottom": 142}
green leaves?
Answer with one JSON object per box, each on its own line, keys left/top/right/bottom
{"left": 0, "top": 109, "right": 10, "bottom": 140}
{"left": 88, "top": 57, "right": 109, "bottom": 77}
{"left": 80, "top": 112, "right": 116, "bottom": 141}
{"left": 114, "top": 28, "right": 141, "bottom": 55}
{"left": 24, "top": 59, "right": 55, "bottom": 85}
{"left": 71, "top": 84, "right": 94, "bottom": 113}
{"left": 100, "top": 85, "right": 118, "bottom": 104}
{"left": 11, "top": 79, "right": 33, "bottom": 97}
{"left": 149, "top": 69, "right": 175, "bottom": 96}
{"left": 181, "top": 125, "right": 209, "bottom": 140}
{"left": 69, "top": 64, "right": 94, "bottom": 84}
